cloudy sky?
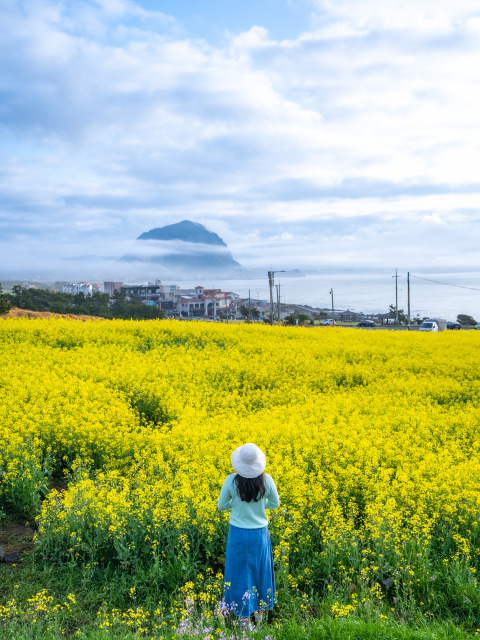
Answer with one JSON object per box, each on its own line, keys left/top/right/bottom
{"left": 1, "top": 0, "right": 480, "bottom": 278}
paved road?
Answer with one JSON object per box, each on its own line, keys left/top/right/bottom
{"left": 347, "top": 326, "right": 419, "bottom": 331}
{"left": 340, "top": 326, "right": 474, "bottom": 331}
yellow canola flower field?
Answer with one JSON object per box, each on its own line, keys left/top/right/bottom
{"left": 1, "top": 317, "right": 480, "bottom": 604}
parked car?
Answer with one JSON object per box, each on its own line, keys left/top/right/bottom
{"left": 475, "top": 323, "right": 480, "bottom": 330}
{"left": 321, "top": 319, "right": 335, "bottom": 326}
{"left": 357, "top": 320, "right": 376, "bottom": 328}
{"left": 420, "top": 318, "right": 447, "bottom": 331}
{"left": 419, "top": 319, "right": 447, "bottom": 332}
{"left": 446, "top": 322, "right": 462, "bottom": 330}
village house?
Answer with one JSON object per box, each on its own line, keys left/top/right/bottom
{"left": 119, "top": 281, "right": 238, "bottom": 318}
{"left": 120, "top": 280, "right": 181, "bottom": 315}
{"left": 180, "top": 286, "right": 239, "bottom": 318}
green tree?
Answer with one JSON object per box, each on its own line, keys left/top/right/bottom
{"left": 68, "top": 292, "right": 88, "bottom": 314}
{"left": 7, "top": 285, "right": 73, "bottom": 313}
{"left": 388, "top": 304, "right": 407, "bottom": 324}
{"left": 297, "top": 313, "right": 311, "bottom": 325}
{"left": 239, "top": 304, "right": 250, "bottom": 319}
{"left": 49, "top": 300, "right": 69, "bottom": 314}
{"left": 111, "top": 289, "right": 165, "bottom": 320}
{"left": 112, "top": 289, "right": 127, "bottom": 305}
{"left": 87, "top": 291, "right": 112, "bottom": 317}
{"left": 457, "top": 314, "right": 477, "bottom": 326}
{"left": 239, "top": 304, "right": 260, "bottom": 322}
{"left": 1, "top": 285, "right": 165, "bottom": 321}
{"left": 284, "top": 315, "right": 295, "bottom": 325}
{"left": 11, "top": 285, "right": 24, "bottom": 308}
{"left": 0, "top": 283, "right": 12, "bottom": 314}
{"left": 111, "top": 290, "right": 130, "bottom": 318}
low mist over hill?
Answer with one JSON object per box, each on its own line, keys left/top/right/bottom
{"left": 123, "top": 220, "right": 241, "bottom": 274}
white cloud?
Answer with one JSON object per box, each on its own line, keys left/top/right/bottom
{"left": 0, "top": 0, "right": 480, "bottom": 277}
{"left": 311, "top": 0, "right": 480, "bottom": 31}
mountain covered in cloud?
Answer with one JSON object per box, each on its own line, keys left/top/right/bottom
{"left": 137, "top": 221, "right": 228, "bottom": 247}
{"left": 123, "top": 221, "right": 241, "bottom": 273}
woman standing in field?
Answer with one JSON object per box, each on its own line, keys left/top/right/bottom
{"left": 217, "top": 443, "right": 280, "bottom": 625}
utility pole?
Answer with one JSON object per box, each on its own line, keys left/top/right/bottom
{"left": 268, "top": 270, "right": 285, "bottom": 325}
{"left": 248, "top": 289, "right": 251, "bottom": 323}
{"left": 276, "top": 284, "right": 281, "bottom": 323}
{"left": 408, "top": 272, "right": 411, "bottom": 330}
{"left": 396, "top": 269, "right": 398, "bottom": 323}
{"left": 278, "top": 282, "right": 281, "bottom": 323}
{"left": 268, "top": 271, "right": 274, "bottom": 325}
{"left": 330, "top": 288, "right": 335, "bottom": 325}
{"left": 392, "top": 269, "right": 401, "bottom": 324}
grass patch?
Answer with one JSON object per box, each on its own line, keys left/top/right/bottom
{"left": 1, "top": 517, "right": 479, "bottom": 640}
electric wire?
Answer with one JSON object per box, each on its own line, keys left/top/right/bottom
{"left": 410, "top": 274, "right": 480, "bottom": 292}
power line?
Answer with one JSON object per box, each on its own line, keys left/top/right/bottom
{"left": 312, "top": 292, "right": 331, "bottom": 306}
{"left": 416, "top": 291, "right": 480, "bottom": 299}
{"left": 410, "top": 274, "right": 480, "bottom": 292}
{"left": 334, "top": 288, "right": 394, "bottom": 298}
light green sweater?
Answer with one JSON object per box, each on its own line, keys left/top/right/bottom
{"left": 217, "top": 473, "right": 281, "bottom": 529}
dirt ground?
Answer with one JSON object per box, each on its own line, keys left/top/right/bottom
{"left": 0, "top": 482, "right": 68, "bottom": 563}
{"left": 0, "top": 522, "right": 36, "bottom": 556}
{"left": 1, "top": 308, "right": 108, "bottom": 322}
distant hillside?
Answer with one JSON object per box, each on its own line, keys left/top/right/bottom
{"left": 125, "top": 220, "right": 241, "bottom": 272}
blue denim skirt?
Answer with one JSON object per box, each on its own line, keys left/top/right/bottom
{"left": 223, "top": 525, "right": 276, "bottom": 617}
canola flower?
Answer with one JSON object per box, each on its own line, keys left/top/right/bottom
{"left": 1, "top": 318, "right": 480, "bottom": 617}
{"left": 0, "top": 589, "right": 77, "bottom": 635}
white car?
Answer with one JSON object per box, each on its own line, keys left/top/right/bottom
{"left": 419, "top": 321, "right": 439, "bottom": 332}
{"left": 321, "top": 319, "right": 335, "bottom": 326}
{"left": 475, "top": 323, "right": 480, "bottom": 330}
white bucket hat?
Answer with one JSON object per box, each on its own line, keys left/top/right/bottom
{"left": 231, "top": 443, "right": 266, "bottom": 478}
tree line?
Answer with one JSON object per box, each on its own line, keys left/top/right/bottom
{"left": 0, "top": 284, "right": 165, "bottom": 320}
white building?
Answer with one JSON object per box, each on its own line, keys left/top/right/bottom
{"left": 180, "top": 297, "right": 207, "bottom": 316}
{"left": 62, "top": 282, "right": 93, "bottom": 295}
{"left": 62, "top": 283, "right": 77, "bottom": 294}
{"left": 78, "top": 283, "right": 93, "bottom": 295}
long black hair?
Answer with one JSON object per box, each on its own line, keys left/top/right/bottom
{"left": 234, "top": 473, "right": 266, "bottom": 503}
